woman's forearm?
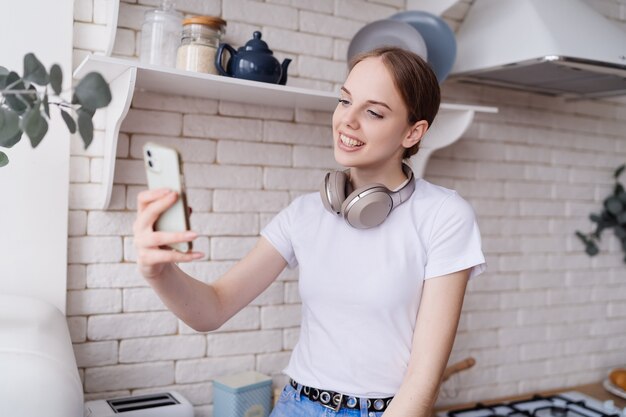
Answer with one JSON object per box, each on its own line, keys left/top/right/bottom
{"left": 144, "top": 262, "right": 224, "bottom": 332}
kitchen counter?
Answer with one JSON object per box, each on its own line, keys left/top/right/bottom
{"left": 435, "top": 382, "right": 626, "bottom": 414}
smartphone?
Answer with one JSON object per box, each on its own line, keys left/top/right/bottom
{"left": 143, "top": 142, "right": 192, "bottom": 253}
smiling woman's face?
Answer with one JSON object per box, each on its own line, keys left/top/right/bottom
{"left": 332, "top": 56, "right": 413, "bottom": 171}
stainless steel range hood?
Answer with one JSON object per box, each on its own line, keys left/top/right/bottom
{"left": 450, "top": 0, "right": 626, "bottom": 99}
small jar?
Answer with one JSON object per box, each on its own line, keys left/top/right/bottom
{"left": 176, "top": 16, "right": 226, "bottom": 74}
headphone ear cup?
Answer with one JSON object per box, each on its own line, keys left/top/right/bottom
{"left": 320, "top": 171, "right": 350, "bottom": 214}
{"left": 341, "top": 185, "right": 393, "bottom": 229}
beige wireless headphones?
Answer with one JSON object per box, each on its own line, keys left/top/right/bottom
{"left": 320, "top": 163, "right": 416, "bottom": 229}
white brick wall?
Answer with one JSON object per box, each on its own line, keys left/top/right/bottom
{"left": 68, "top": 0, "right": 626, "bottom": 412}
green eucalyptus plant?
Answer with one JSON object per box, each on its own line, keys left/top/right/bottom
{"left": 575, "top": 163, "right": 626, "bottom": 263}
{"left": 0, "top": 52, "right": 111, "bottom": 167}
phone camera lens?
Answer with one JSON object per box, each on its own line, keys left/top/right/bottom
{"left": 148, "top": 160, "right": 153, "bottom": 168}
{"left": 146, "top": 150, "right": 152, "bottom": 157}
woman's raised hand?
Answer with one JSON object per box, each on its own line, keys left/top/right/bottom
{"left": 133, "top": 188, "right": 203, "bottom": 279}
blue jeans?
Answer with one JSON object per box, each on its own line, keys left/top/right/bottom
{"left": 269, "top": 383, "right": 385, "bottom": 417}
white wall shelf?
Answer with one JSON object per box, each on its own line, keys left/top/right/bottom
{"left": 73, "top": 54, "right": 497, "bottom": 209}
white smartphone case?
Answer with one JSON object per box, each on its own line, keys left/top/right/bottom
{"left": 143, "top": 142, "right": 191, "bottom": 253}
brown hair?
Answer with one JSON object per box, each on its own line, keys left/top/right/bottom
{"left": 348, "top": 47, "right": 441, "bottom": 159}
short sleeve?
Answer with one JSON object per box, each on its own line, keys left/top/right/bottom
{"left": 260, "top": 200, "right": 299, "bottom": 269}
{"left": 424, "top": 192, "right": 486, "bottom": 280}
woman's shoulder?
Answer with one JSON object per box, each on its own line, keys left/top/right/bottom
{"left": 410, "top": 178, "right": 476, "bottom": 217}
{"left": 413, "top": 178, "right": 460, "bottom": 202}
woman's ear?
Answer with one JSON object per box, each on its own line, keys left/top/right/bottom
{"left": 403, "top": 120, "right": 429, "bottom": 149}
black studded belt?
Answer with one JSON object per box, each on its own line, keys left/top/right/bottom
{"left": 289, "top": 378, "right": 394, "bottom": 412}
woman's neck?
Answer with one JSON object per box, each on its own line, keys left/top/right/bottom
{"left": 349, "top": 162, "right": 408, "bottom": 190}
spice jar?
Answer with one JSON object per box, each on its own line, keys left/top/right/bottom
{"left": 176, "top": 16, "right": 226, "bottom": 74}
{"left": 139, "top": 0, "right": 182, "bottom": 67}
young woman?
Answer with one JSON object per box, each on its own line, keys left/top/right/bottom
{"left": 133, "top": 47, "right": 486, "bottom": 417}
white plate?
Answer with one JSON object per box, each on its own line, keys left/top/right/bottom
{"left": 347, "top": 19, "right": 428, "bottom": 63}
{"left": 603, "top": 378, "right": 626, "bottom": 400}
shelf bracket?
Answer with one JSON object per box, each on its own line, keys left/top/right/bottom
{"left": 103, "top": 0, "right": 119, "bottom": 56}
{"left": 99, "top": 66, "right": 136, "bottom": 209}
{"left": 410, "top": 109, "right": 475, "bottom": 178}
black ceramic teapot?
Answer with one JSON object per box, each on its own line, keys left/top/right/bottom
{"left": 215, "top": 31, "right": 291, "bottom": 85}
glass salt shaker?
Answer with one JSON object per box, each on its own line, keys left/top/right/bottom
{"left": 140, "top": 0, "right": 183, "bottom": 67}
{"left": 176, "top": 16, "right": 226, "bottom": 74}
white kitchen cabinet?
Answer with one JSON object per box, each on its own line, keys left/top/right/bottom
{"left": 74, "top": 1, "right": 496, "bottom": 209}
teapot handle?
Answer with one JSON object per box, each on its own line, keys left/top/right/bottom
{"left": 215, "top": 43, "right": 237, "bottom": 77}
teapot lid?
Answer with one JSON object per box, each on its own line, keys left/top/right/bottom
{"left": 242, "top": 31, "right": 273, "bottom": 53}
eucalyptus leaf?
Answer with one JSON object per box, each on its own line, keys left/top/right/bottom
{"left": 43, "top": 93, "right": 50, "bottom": 118}
{"left": 605, "top": 197, "right": 623, "bottom": 215}
{"left": 20, "top": 102, "right": 48, "bottom": 147}
{"left": 616, "top": 227, "right": 626, "bottom": 239}
{"left": 77, "top": 108, "right": 93, "bottom": 147}
{"left": 0, "top": 66, "right": 8, "bottom": 76}
{"left": 589, "top": 213, "right": 601, "bottom": 223}
{"left": 74, "top": 72, "right": 111, "bottom": 110}
{"left": 49, "top": 64, "right": 62, "bottom": 95}
{"left": 585, "top": 242, "right": 599, "bottom": 256}
{"left": 575, "top": 231, "right": 587, "bottom": 242}
{"left": 60, "top": 109, "right": 76, "bottom": 134}
{"left": 23, "top": 53, "right": 49, "bottom": 85}
{"left": 615, "top": 164, "right": 625, "bottom": 179}
{"left": 0, "top": 151, "right": 8, "bottom": 167}
{"left": 4, "top": 72, "right": 28, "bottom": 114}
{"left": 0, "top": 107, "right": 21, "bottom": 146}
{"left": 0, "top": 74, "right": 7, "bottom": 89}
{"left": 79, "top": 106, "right": 95, "bottom": 118}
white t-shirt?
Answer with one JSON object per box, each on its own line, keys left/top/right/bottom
{"left": 260, "top": 178, "right": 486, "bottom": 398}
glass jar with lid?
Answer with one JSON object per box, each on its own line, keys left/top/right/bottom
{"left": 176, "top": 16, "right": 227, "bottom": 74}
{"left": 139, "top": 0, "right": 182, "bottom": 67}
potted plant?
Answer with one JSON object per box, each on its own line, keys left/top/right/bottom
{"left": 0, "top": 53, "right": 111, "bottom": 167}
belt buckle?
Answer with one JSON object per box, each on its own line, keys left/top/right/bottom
{"left": 321, "top": 392, "right": 343, "bottom": 412}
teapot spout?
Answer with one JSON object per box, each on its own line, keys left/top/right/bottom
{"left": 279, "top": 58, "right": 292, "bottom": 85}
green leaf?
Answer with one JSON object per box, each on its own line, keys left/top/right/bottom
{"left": 0, "top": 66, "right": 8, "bottom": 76}
{"left": 43, "top": 93, "right": 50, "bottom": 118}
{"left": 605, "top": 196, "right": 624, "bottom": 215}
{"left": 20, "top": 101, "right": 48, "bottom": 147}
{"left": 615, "top": 227, "right": 626, "bottom": 239}
{"left": 0, "top": 107, "right": 22, "bottom": 147}
{"left": 4, "top": 72, "right": 28, "bottom": 114}
{"left": 0, "top": 151, "right": 8, "bottom": 167}
{"left": 0, "top": 74, "right": 7, "bottom": 89}
{"left": 575, "top": 231, "right": 589, "bottom": 245}
{"left": 79, "top": 106, "right": 95, "bottom": 118}
{"left": 49, "top": 64, "right": 62, "bottom": 95}
{"left": 77, "top": 108, "right": 94, "bottom": 147}
{"left": 23, "top": 53, "right": 49, "bottom": 85}
{"left": 589, "top": 213, "right": 602, "bottom": 223}
{"left": 585, "top": 242, "right": 599, "bottom": 256}
{"left": 615, "top": 164, "right": 625, "bottom": 179}
{"left": 74, "top": 72, "right": 111, "bottom": 110}
{"left": 60, "top": 109, "right": 76, "bottom": 133}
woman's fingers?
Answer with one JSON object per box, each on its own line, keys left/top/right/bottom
{"left": 134, "top": 190, "right": 179, "bottom": 231}
{"left": 143, "top": 230, "right": 198, "bottom": 248}
{"left": 138, "top": 248, "right": 204, "bottom": 266}
{"left": 137, "top": 188, "right": 171, "bottom": 211}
